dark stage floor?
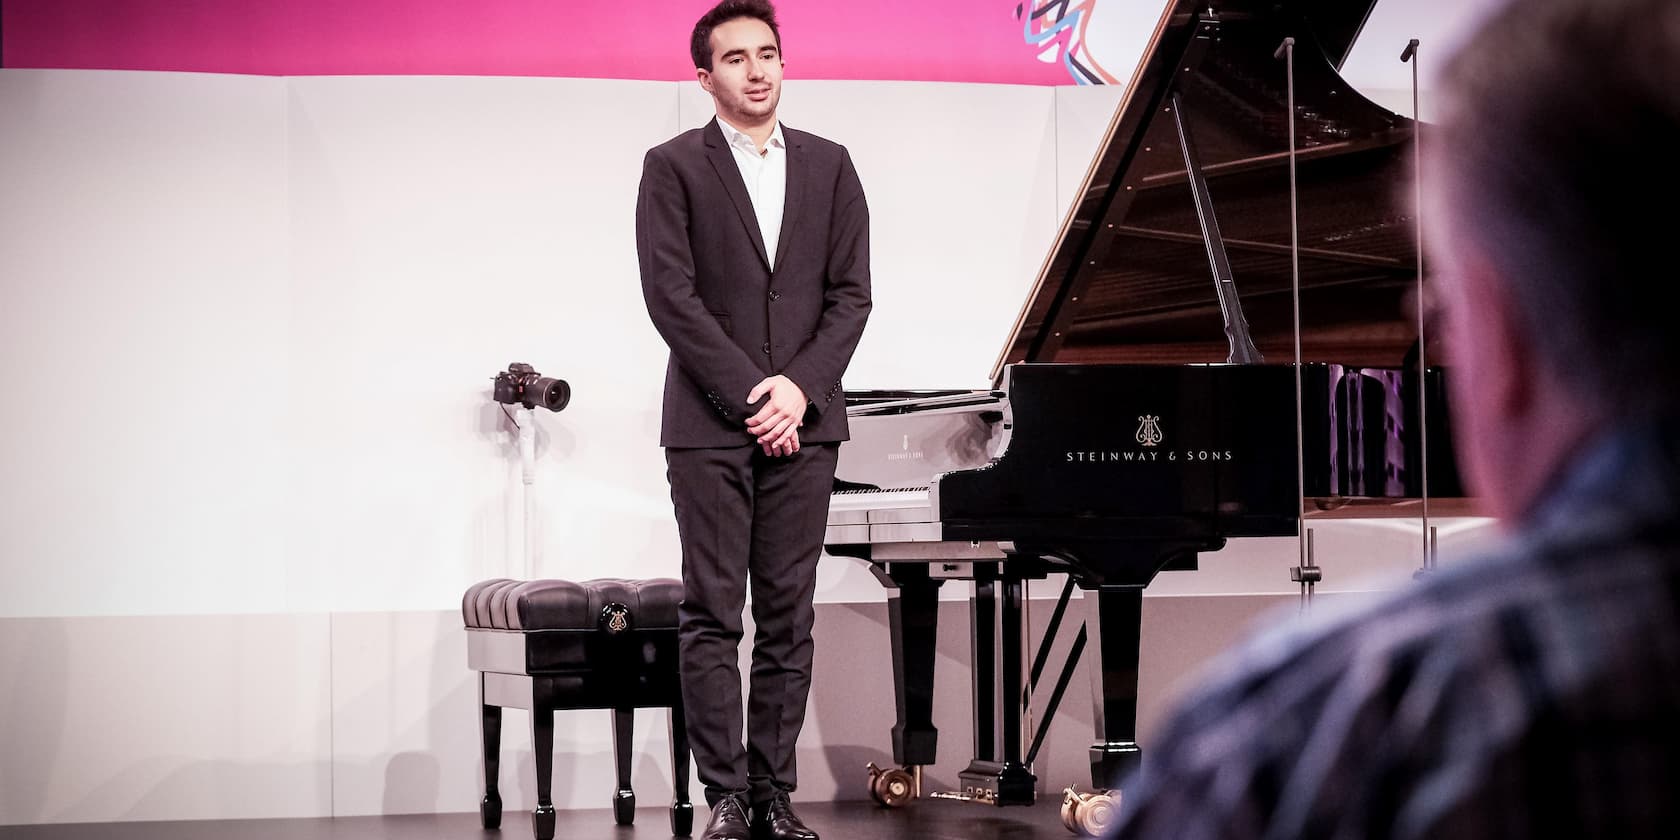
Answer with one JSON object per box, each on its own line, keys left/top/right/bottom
{"left": 0, "top": 800, "right": 1082, "bottom": 840}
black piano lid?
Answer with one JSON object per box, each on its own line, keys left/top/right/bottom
{"left": 995, "top": 0, "right": 1423, "bottom": 380}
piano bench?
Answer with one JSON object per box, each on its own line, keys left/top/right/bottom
{"left": 462, "top": 577, "right": 693, "bottom": 839}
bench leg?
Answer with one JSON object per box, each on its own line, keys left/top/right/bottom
{"left": 532, "top": 704, "right": 556, "bottom": 840}
{"left": 670, "top": 699, "right": 694, "bottom": 836}
{"left": 479, "top": 679, "right": 502, "bottom": 829}
{"left": 612, "top": 707, "right": 637, "bottom": 825}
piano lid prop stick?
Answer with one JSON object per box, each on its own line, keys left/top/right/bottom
{"left": 1167, "top": 90, "right": 1264, "bottom": 365}
{"left": 1276, "top": 35, "right": 1309, "bottom": 584}
{"left": 1290, "top": 529, "right": 1322, "bottom": 613}
{"left": 1402, "top": 37, "right": 1435, "bottom": 576}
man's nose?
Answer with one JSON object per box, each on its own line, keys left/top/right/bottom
{"left": 747, "top": 60, "right": 765, "bottom": 80}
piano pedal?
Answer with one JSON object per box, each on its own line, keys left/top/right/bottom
{"left": 927, "top": 787, "right": 998, "bottom": 805}
{"left": 865, "top": 762, "right": 918, "bottom": 808}
{"left": 1060, "top": 786, "right": 1119, "bottom": 837}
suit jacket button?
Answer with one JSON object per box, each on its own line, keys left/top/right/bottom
{"left": 769, "top": 290, "right": 781, "bottom": 302}
{"left": 761, "top": 343, "right": 771, "bottom": 355}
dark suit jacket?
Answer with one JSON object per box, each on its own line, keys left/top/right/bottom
{"left": 637, "top": 118, "right": 871, "bottom": 448}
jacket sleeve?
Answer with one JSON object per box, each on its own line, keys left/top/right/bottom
{"left": 636, "top": 146, "right": 766, "bottom": 424}
{"left": 781, "top": 147, "right": 872, "bottom": 414}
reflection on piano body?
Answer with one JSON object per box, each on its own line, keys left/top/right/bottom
{"left": 824, "top": 0, "right": 1471, "bottom": 814}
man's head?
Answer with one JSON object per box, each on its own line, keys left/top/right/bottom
{"left": 691, "top": 0, "right": 783, "bottom": 129}
{"left": 1424, "top": 0, "right": 1680, "bottom": 522}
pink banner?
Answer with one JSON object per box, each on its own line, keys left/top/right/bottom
{"left": 1, "top": 0, "right": 1081, "bottom": 85}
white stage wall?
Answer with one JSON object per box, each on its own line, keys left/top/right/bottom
{"left": 1, "top": 70, "right": 1093, "bottom": 619}
{"left": 0, "top": 68, "right": 1496, "bottom": 825}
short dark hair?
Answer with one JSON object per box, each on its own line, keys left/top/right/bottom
{"left": 690, "top": 0, "right": 781, "bottom": 71}
{"left": 1431, "top": 0, "right": 1680, "bottom": 415}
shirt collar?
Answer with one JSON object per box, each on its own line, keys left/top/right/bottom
{"left": 1522, "top": 413, "right": 1680, "bottom": 541}
{"left": 716, "top": 116, "right": 784, "bottom": 156}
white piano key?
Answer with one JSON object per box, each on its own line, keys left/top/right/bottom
{"left": 824, "top": 523, "right": 872, "bottom": 544}
{"left": 870, "top": 521, "right": 945, "bottom": 542}
{"left": 870, "top": 541, "right": 1007, "bottom": 561}
{"left": 867, "top": 502, "right": 934, "bottom": 525}
{"left": 827, "top": 487, "right": 934, "bottom": 528}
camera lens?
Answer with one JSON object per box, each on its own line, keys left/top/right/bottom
{"left": 533, "top": 377, "right": 570, "bottom": 412}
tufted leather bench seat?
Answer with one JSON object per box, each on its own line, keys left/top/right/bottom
{"left": 463, "top": 577, "right": 692, "bottom": 839}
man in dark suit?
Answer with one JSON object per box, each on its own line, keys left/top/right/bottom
{"left": 635, "top": 2, "right": 870, "bottom": 839}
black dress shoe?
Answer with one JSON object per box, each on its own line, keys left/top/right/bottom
{"left": 701, "top": 794, "right": 753, "bottom": 840}
{"left": 754, "top": 791, "right": 819, "bottom": 840}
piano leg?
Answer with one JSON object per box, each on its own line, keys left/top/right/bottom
{"left": 886, "top": 567, "right": 943, "bottom": 767}
{"left": 1083, "top": 585, "right": 1145, "bottom": 790}
{"left": 612, "top": 707, "right": 635, "bottom": 825}
{"left": 531, "top": 700, "right": 557, "bottom": 840}
{"left": 479, "top": 677, "right": 503, "bottom": 829}
{"left": 669, "top": 698, "right": 694, "bottom": 835}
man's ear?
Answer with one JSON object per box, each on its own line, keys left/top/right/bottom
{"left": 696, "top": 68, "right": 714, "bottom": 93}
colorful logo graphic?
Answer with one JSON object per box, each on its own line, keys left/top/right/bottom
{"left": 1016, "top": 0, "right": 1123, "bottom": 84}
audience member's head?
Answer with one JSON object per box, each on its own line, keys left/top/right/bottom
{"left": 1425, "top": 0, "right": 1680, "bottom": 522}
{"left": 1107, "top": 2, "right": 1680, "bottom": 837}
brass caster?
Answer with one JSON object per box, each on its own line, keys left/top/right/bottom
{"left": 1060, "top": 787, "right": 1080, "bottom": 833}
{"left": 1060, "top": 786, "right": 1119, "bottom": 836}
{"left": 866, "top": 762, "right": 917, "bottom": 808}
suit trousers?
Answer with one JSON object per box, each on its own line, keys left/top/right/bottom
{"left": 664, "top": 441, "right": 839, "bottom": 807}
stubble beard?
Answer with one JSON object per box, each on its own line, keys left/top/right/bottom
{"left": 728, "top": 87, "right": 779, "bottom": 125}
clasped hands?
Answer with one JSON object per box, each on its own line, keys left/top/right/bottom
{"left": 745, "top": 374, "right": 805, "bottom": 457}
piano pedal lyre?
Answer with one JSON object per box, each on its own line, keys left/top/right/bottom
{"left": 864, "top": 762, "right": 918, "bottom": 808}
{"left": 1059, "top": 786, "right": 1120, "bottom": 837}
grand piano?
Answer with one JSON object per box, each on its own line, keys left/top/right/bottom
{"left": 824, "top": 0, "right": 1466, "bottom": 829}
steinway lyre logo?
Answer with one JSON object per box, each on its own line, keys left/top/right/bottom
{"left": 887, "top": 433, "right": 923, "bottom": 462}
{"left": 600, "top": 603, "right": 631, "bottom": 635}
{"left": 1135, "top": 415, "right": 1164, "bottom": 447}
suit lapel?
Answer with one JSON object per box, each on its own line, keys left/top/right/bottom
{"left": 772, "top": 125, "right": 804, "bottom": 276}
{"left": 703, "top": 119, "right": 770, "bottom": 270}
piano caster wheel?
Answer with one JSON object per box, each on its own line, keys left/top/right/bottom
{"left": 480, "top": 792, "right": 502, "bottom": 829}
{"left": 671, "top": 800, "right": 695, "bottom": 836}
{"left": 1060, "top": 787, "right": 1119, "bottom": 837}
{"left": 613, "top": 789, "right": 636, "bottom": 825}
{"left": 866, "top": 762, "right": 916, "bottom": 808}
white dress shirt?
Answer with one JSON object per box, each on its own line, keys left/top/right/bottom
{"left": 716, "top": 116, "right": 787, "bottom": 267}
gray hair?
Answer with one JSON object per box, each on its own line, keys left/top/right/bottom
{"left": 1431, "top": 0, "right": 1680, "bottom": 416}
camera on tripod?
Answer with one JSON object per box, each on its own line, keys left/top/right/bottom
{"left": 492, "top": 362, "right": 570, "bottom": 412}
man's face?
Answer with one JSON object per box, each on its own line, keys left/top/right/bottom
{"left": 1424, "top": 159, "right": 1521, "bottom": 523}
{"left": 697, "top": 17, "right": 783, "bottom": 127}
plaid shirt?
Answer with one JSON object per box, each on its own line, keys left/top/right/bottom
{"left": 1108, "top": 418, "right": 1680, "bottom": 840}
